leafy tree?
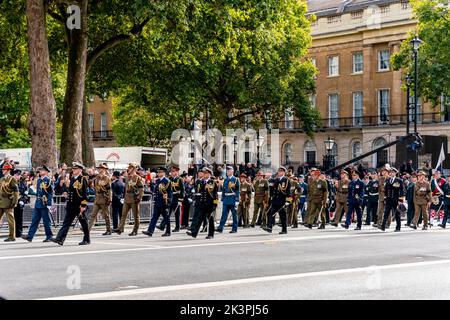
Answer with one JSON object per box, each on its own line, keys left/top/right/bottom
{"left": 392, "top": 0, "right": 450, "bottom": 106}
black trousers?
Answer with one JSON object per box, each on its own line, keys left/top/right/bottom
{"left": 111, "top": 202, "right": 123, "bottom": 230}
{"left": 268, "top": 203, "right": 287, "bottom": 232}
{"left": 382, "top": 201, "right": 401, "bottom": 230}
{"left": 191, "top": 205, "right": 214, "bottom": 237}
{"left": 181, "top": 200, "right": 191, "bottom": 227}
{"left": 366, "top": 201, "right": 378, "bottom": 224}
{"left": 14, "top": 206, "right": 23, "bottom": 237}
{"left": 56, "top": 205, "right": 90, "bottom": 243}
{"left": 406, "top": 201, "right": 415, "bottom": 225}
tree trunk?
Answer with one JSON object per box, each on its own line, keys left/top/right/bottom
{"left": 59, "top": 0, "right": 88, "bottom": 165}
{"left": 26, "top": 0, "right": 57, "bottom": 170}
{"left": 82, "top": 96, "right": 95, "bottom": 166}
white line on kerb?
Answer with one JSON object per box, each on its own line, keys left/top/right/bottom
{"left": 39, "top": 259, "right": 450, "bottom": 300}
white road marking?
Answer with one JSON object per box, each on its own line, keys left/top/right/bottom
{"left": 39, "top": 259, "right": 450, "bottom": 300}
{"left": 0, "top": 229, "right": 446, "bottom": 260}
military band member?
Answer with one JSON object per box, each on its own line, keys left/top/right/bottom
{"left": 169, "top": 166, "right": 185, "bottom": 232}
{"left": 50, "top": 162, "right": 90, "bottom": 245}
{"left": 430, "top": 170, "right": 445, "bottom": 226}
{"left": 298, "top": 175, "right": 308, "bottom": 223}
{"left": 143, "top": 166, "right": 172, "bottom": 237}
{"left": 263, "top": 166, "right": 292, "bottom": 234}
{"left": 410, "top": 171, "right": 432, "bottom": 230}
{"left": 250, "top": 171, "right": 269, "bottom": 228}
{"left": 216, "top": 166, "right": 240, "bottom": 233}
{"left": 188, "top": 169, "right": 204, "bottom": 231}
{"left": 181, "top": 172, "right": 193, "bottom": 229}
{"left": 88, "top": 163, "right": 112, "bottom": 235}
{"left": 187, "top": 167, "right": 219, "bottom": 239}
{"left": 287, "top": 176, "right": 302, "bottom": 228}
{"left": 331, "top": 170, "right": 349, "bottom": 227}
{"left": 438, "top": 176, "right": 450, "bottom": 229}
{"left": 405, "top": 173, "right": 417, "bottom": 226}
{"left": 114, "top": 163, "right": 144, "bottom": 236}
{"left": 342, "top": 171, "right": 365, "bottom": 230}
{"left": 374, "top": 167, "right": 390, "bottom": 228}
{"left": 22, "top": 166, "right": 53, "bottom": 242}
{"left": 0, "top": 162, "right": 19, "bottom": 241}
{"left": 379, "top": 168, "right": 405, "bottom": 232}
{"left": 305, "top": 168, "right": 328, "bottom": 229}
{"left": 365, "top": 171, "right": 379, "bottom": 225}
{"left": 13, "top": 169, "right": 28, "bottom": 237}
{"left": 238, "top": 173, "right": 252, "bottom": 228}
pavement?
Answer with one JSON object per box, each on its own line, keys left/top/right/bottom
{"left": 1, "top": 222, "right": 450, "bottom": 300}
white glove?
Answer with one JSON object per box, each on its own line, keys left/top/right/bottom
{"left": 120, "top": 199, "right": 124, "bottom": 204}
{"left": 285, "top": 202, "right": 290, "bottom": 207}
{"left": 19, "top": 201, "right": 25, "bottom": 206}
{"left": 24, "top": 191, "right": 29, "bottom": 196}
{"left": 235, "top": 202, "right": 239, "bottom": 209}
{"left": 47, "top": 206, "right": 52, "bottom": 211}
{"left": 188, "top": 198, "right": 193, "bottom": 204}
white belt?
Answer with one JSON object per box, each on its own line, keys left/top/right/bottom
{"left": 224, "top": 193, "right": 235, "bottom": 196}
{"left": 369, "top": 193, "right": 379, "bottom": 196}
{"left": 194, "top": 193, "right": 201, "bottom": 196}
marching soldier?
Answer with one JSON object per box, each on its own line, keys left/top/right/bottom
{"left": 298, "top": 175, "right": 308, "bottom": 224}
{"left": 143, "top": 166, "right": 172, "bottom": 237}
{"left": 287, "top": 176, "right": 302, "bottom": 228}
{"left": 188, "top": 169, "right": 204, "bottom": 231}
{"left": 405, "top": 173, "right": 417, "bottom": 226}
{"left": 263, "top": 166, "right": 292, "bottom": 234}
{"left": 13, "top": 169, "right": 28, "bottom": 238}
{"left": 169, "top": 166, "right": 185, "bottom": 232}
{"left": 438, "top": 176, "right": 450, "bottom": 229}
{"left": 0, "top": 162, "right": 19, "bottom": 242}
{"left": 342, "top": 171, "right": 365, "bottom": 230}
{"left": 305, "top": 168, "right": 328, "bottom": 229}
{"left": 22, "top": 166, "right": 53, "bottom": 242}
{"left": 410, "top": 171, "right": 432, "bottom": 230}
{"left": 331, "top": 170, "right": 349, "bottom": 227}
{"left": 238, "top": 173, "right": 252, "bottom": 228}
{"left": 181, "top": 172, "right": 193, "bottom": 229}
{"left": 365, "top": 171, "right": 379, "bottom": 225}
{"left": 50, "top": 162, "right": 90, "bottom": 245}
{"left": 379, "top": 168, "right": 405, "bottom": 232}
{"left": 187, "top": 167, "right": 219, "bottom": 239}
{"left": 250, "top": 171, "right": 269, "bottom": 228}
{"left": 216, "top": 166, "right": 240, "bottom": 233}
{"left": 374, "top": 167, "right": 390, "bottom": 228}
{"left": 88, "top": 163, "right": 112, "bottom": 235}
{"left": 114, "top": 163, "right": 144, "bottom": 236}
{"left": 430, "top": 170, "right": 445, "bottom": 227}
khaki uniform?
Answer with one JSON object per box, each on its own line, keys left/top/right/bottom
{"left": 251, "top": 178, "right": 269, "bottom": 226}
{"left": 118, "top": 174, "right": 144, "bottom": 233}
{"left": 238, "top": 181, "right": 252, "bottom": 227}
{"left": 376, "top": 176, "right": 391, "bottom": 227}
{"left": 413, "top": 181, "right": 432, "bottom": 227}
{"left": 333, "top": 179, "right": 349, "bottom": 224}
{"left": 88, "top": 174, "right": 112, "bottom": 232}
{"left": 307, "top": 178, "right": 328, "bottom": 225}
{"left": 287, "top": 180, "right": 302, "bottom": 226}
{"left": 0, "top": 174, "right": 18, "bottom": 239}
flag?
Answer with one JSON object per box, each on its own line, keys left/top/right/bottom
{"left": 435, "top": 143, "right": 446, "bottom": 171}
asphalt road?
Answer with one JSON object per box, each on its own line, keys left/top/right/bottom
{"left": 1, "top": 223, "right": 450, "bottom": 300}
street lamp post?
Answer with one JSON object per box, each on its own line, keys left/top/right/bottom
{"left": 405, "top": 73, "right": 413, "bottom": 135}
{"left": 323, "top": 136, "right": 335, "bottom": 171}
{"left": 232, "top": 135, "right": 238, "bottom": 169}
{"left": 256, "top": 132, "right": 264, "bottom": 168}
{"left": 410, "top": 35, "right": 422, "bottom": 168}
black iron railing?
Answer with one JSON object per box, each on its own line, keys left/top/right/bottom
{"left": 91, "top": 130, "right": 114, "bottom": 141}
{"left": 278, "top": 112, "right": 445, "bottom": 131}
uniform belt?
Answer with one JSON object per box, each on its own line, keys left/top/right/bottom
{"left": 224, "top": 193, "right": 235, "bottom": 196}
{"left": 194, "top": 193, "right": 201, "bottom": 196}
{"left": 300, "top": 195, "right": 306, "bottom": 198}
{"left": 173, "top": 192, "right": 180, "bottom": 194}
{"left": 369, "top": 193, "right": 379, "bottom": 196}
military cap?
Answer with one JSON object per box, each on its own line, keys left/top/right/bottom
{"left": 226, "top": 166, "right": 234, "bottom": 171}
{"left": 257, "top": 170, "right": 264, "bottom": 176}
{"left": 96, "top": 163, "right": 109, "bottom": 170}
{"left": 180, "top": 172, "right": 188, "bottom": 178}
{"left": 239, "top": 173, "right": 247, "bottom": 178}
{"left": 340, "top": 169, "right": 349, "bottom": 176}
{"left": 59, "top": 163, "right": 68, "bottom": 170}
{"left": 389, "top": 167, "right": 398, "bottom": 173}
{"left": 12, "top": 169, "right": 22, "bottom": 176}
{"left": 278, "top": 166, "right": 287, "bottom": 172}
{"left": 171, "top": 165, "right": 180, "bottom": 171}
{"left": 202, "top": 167, "right": 213, "bottom": 174}
{"left": 351, "top": 171, "right": 360, "bottom": 176}
{"left": 157, "top": 166, "right": 168, "bottom": 172}
{"left": 113, "top": 170, "right": 121, "bottom": 178}
{"left": 417, "top": 171, "right": 426, "bottom": 176}
{"left": 298, "top": 175, "right": 305, "bottom": 179}
{"left": 1, "top": 162, "right": 13, "bottom": 170}
{"left": 41, "top": 165, "right": 51, "bottom": 172}
{"left": 72, "top": 162, "right": 85, "bottom": 170}
{"left": 292, "top": 176, "right": 299, "bottom": 181}
{"left": 128, "top": 163, "right": 139, "bottom": 169}
{"left": 310, "top": 168, "right": 321, "bottom": 174}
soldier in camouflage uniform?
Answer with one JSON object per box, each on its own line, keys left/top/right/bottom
{"left": 88, "top": 163, "right": 112, "bottom": 235}
{"left": 305, "top": 168, "right": 328, "bottom": 229}
{"left": 331, "top": 170, "right": 350, "bottom": 227}
{"left": 238, "top": 173, "right": 252, "bottom": 228}
{"left": 287, "top": 176, "right": 302, "bottom": 228}
{"left": 250, "top": 171, "right": 269, "bottom": 228}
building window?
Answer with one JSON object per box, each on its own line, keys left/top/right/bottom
{"left": 330, "top": 143, "right": 338, "bottom": 167}
{"left": 378, "top": 50, "right": 390, "bottom": 71}
{"left": 401, "top": 1, "right": 410, "bottom": 10}
{"left": 284, "top": 109, "right": 294, "bottom": 129}
{"left": 311, "top": 58, "right": 317, "bottom": 79}
{"left": 380, "top": 5, "right": 390, "bottom": 13}
{"left": 328, "top": 56, "right": 339, "bottom": 76}
{"left": 352, "top": 141, "right": 362, "bottom": 159}
{"left": 88, "top": 113, "right": 94, "bottom": 132}
{"left": 409, "top": 96, "right": 423, "bottom": 123}
{"left": 304, "top": 140, "right": 317, "bottom": 165}
{"left": 353, "top": 92, "right": 363, "bottom": 126}
{"left": 378, "top": 90, "right": 390, "bottom": 124}
{"left": 283, "top": 143, "right": 293, "bottom": 165}
{"left": 328, "top": 94, "right": 339, "bottom": 127}
{"left": 351, "top": 10, "right": 363, "bottom": 20}
{"left": 327, "top": 15, "right": 341, "bottom": 24}
{"left": 373, "top": 137, "right": 388, "bottom": 168}
{"left": 311, "top": 19, "right": 318, "bottom": 27}
{"left": 309, "top": 95, "right": 316, "bottom": 108}
{"left": 100, "top": 112, "right": 107, "bottom": 138}
{"left": 352, "top": 52, "right": 363, "bottom": 73}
